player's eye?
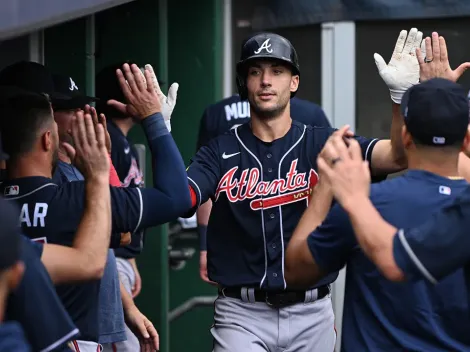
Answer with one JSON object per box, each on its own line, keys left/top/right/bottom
{"left": 248, "top": 68, "right": 261, "bottom": 76}
{"left": 273, "top": 69, "right": 283, "bottom": 75}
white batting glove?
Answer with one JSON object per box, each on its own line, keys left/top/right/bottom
{"left": 374, "top": 28, "right": 423, "bottom": 104}
{"left": 144, "top": 64, "right": 179, "bottom": 132}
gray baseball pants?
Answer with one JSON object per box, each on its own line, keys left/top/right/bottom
{"left": 211, "top": 288, "right": 336, "bottom": 352}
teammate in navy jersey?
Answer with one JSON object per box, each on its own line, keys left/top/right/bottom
{"left": 196, "top": 94, "right": 332, "bottom": 283}
{"left": 285, "top": 77, "right": 470, "bottom": 351}
{"left": 0, "top": 197, "right": 32, "bottom": 352}
{"left": 183, "top": 30, "right": 418, "bottom": 351}
{"left": 0, "top": 64, "right": 189, "bottom": 350}
{"left": 314, "top": 47, "right": 470, "bottom": 323}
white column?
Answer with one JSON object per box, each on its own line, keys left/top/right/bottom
{"left": 222, "top": 0, "right": 233, "bottom": 98}
{"left": 321, "top": 21, "right": 356, "bottom": 352}
{"left": 29, "top": 30, "right": 44, "bottom": 64}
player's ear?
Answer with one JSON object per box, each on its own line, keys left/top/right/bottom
{"left": 401, "top": 125, "right": 412, "bottom": 148}
{"left": 290, "top": 75, "right": 299, "bottom": 94}
{"left": 461, "top": 124, "right": 470, "bottom": 151}
{"left": 7, "top": 261, "right": 24, "bottom": 291}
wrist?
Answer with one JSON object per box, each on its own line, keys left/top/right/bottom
{"left": 343, "top": 194, "right": 370, "bottom": 217}
{"left": 85, "top": 173, "right": 109, "bottom": 185}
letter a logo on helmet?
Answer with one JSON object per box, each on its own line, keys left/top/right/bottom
{"left": 254, "top": 39, "right": 273, "bottom": 54}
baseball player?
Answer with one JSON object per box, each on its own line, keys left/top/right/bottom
{"left": 0, "top": 64, "right": 190, "bottom": 351}
{"left": 285, "top": 75, "right": 470, "bottom": 350}
{"left": 183, "top": 31, "right": 417, "bottom": 351}
{"left": 0, "top": 198, "right": 32, "bottom": 351}
{"left": 315, "top": 96, "right": 470, "bottom": 318}
{"left": 196, "top": 92, "right": 331, "bottom": 283}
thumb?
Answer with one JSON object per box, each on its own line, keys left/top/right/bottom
{"left": 62, "top": 142, "right": 76, "bottom": 161}
{"left": 453, "top": 62, "right": 470, "bottom": 80}
{"left": 373, "top": 53, "right": 387, "bottom": 73}
{"left": 167, "top": 83, "right": 179, "bottom": 107}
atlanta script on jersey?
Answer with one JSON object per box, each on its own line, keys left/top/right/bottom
{"left": 187, "top": 121, "right": 379, "bottom": 290}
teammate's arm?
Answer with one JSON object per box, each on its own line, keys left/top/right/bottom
{"left": 107, "top": 64, "right": 192, "bottom": 233}
{"left": 41, "top": 111, "right": 112, "bottom": 283}
{"left": 284, "top": 180, "right": 332, "bottom": 287}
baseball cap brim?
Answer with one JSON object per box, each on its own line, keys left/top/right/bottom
{"left": 51, "top": 95, "right": 99, "bottom": 110}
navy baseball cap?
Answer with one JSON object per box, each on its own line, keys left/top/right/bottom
{"left": 0, "top": 61, "right": 65, "bottom": 99}
{"left": 401, "top": 78, "right": 469, "bottom": 146}
{"left": 52, "top": 74, "right": 98, "bottom": 110}
{"left": 0, "top": 198, "right": 21, "bottom": 272}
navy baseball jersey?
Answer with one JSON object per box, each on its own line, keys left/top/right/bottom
{"left": 107, "top": 120, "right": 145, "bottom": 259}
{"left": 307, "top": 170, "right": 470, "bottom": 351}
{"left": 393, "top": 183, "right": 470, "bottom": 311}
{"left": 0, "top": 322, "right": 32, "bottom": 351}
{"left": 186, "top": 121, "right": 379, "bottom": 290}
{"left": 1, "top": 113, "right": 191, "bottom": 342}
{"left": 196, "top": 95, "right": 331, "bottom": 149}
{"left": 53, "top": 161, "right": 126, "bottom": 345}
{"left": 6, "top": 236, "right": 78, "bottom": 352}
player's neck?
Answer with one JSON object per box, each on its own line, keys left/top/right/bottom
{"left": 407, "top": 152, "right": 460, "bottom": 178}
{"left": 250, "top": 112, "right": 292, "bottom": 142}
{"left": 7, "top": 156, "right": 53, "bottom": 180}
{"left": 112, "top": 117, "right": 134, "bottom": 137}
{"left": 0, "top": 285, "right": 7, "bottom": 322}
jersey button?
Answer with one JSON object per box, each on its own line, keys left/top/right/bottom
{"left": 269, "top": 213, "right": 275, "bottom": 219}
{"left": 267, "top": 153, "right": 272, "bottom": 159}
{"left": 273, "top": 273, "right": 278, "bottom": 277}
{"left": 268, "top": 167, "right": 273, "bottom": 173}
{"left": 272, "top": 243, "right": 276, "bottom": 249}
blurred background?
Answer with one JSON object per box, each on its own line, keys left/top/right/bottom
{"left": 2, "top": 1, "right": 470, "bottom": 351}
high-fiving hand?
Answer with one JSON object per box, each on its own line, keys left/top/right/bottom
{"left": 417, "top": 31, "right": 470, "bottom": 83}
{"left": 374, "top": 28, "right": 424, "bottom": 104}
{"left": 144, "top": 64, "right": 178, "bottom": 132}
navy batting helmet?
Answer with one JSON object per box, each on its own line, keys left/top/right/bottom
{"left": 236, "top": 32, "right": 300, "bottom": 101}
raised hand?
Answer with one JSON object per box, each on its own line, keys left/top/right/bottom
{"left": 417, "top": 32, "right": 470, "bottom": 83}
{"left": 374, "top": 27, "right": 423, "bottom": 104}
{"left": 144, "top": 64, "right": 179, "bottom": 132}
{"left": 62, "top": 110, "right": 110, "bottom": 180}
{"left": 116, "top": 63, "right": 162, "bottom": 121}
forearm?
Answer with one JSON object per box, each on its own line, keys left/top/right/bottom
{"left": 370, "top": 104, "right": 407, "bottom": 175}
{"left": 197, "top": 200, "right": 212, "bottom": 251}
{"left": 458, "top": 153, "right": 470, "bottom": 182}
{"left": 120, "top": 281, "right": 135, "bottom": 313}
{"left": 343, "top": 196, "right": 404, "bottom": 280}
{"left": 143, "top": 113, "right": 190, "bottom": 199}
{"left": 285, "top": 184, "right": 333, "bottom": 287}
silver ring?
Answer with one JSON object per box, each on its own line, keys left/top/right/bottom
{"left": 424, "top": 57, "right": 433, "bottom": 63}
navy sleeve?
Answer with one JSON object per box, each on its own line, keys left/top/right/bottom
{"left": 393, "top": 189, "right": 470, "bottom": 283}
{"left": 6, "top": 237, "right": 78, "bottom": 351}
{"left": 116, "top": 113, "right": 191, "bottom": 231}
{"left": 186, "top": 138, "right": 221, "bottom": 209}
{"left": 307, "top": 203, "right": 357, "bottom": 273}
{"left": 26, "top": 236, "right": 43, "bottom": 256}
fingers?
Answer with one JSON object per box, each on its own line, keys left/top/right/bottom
{"left": 167, "top": 83, "right": 179, "bottom": 107}
{"left": 61, "top": 142, "right": 76, "bottom": 161}
{"left": 416, "top": 47, "right": 425, "bottom": 66}
{"left": 116, "top": 68, "right": 134, "bottom": 101}
{"left": 438, "top": 36, "right": 448, "bottom": 63}
{"left": 132, "top": 64, "right": 147, "bottom": 92}
{"left": 431, "top": 32, "right": 440, "bottom": 61}
{"left": 145, "top": 64, "right": 163, "bottom": 96}
{"left": 90, "top": 106, "right": 99, "bottom": 126}
{"left": 425, "top": 36, "right": 432, "bottom": 60}
{"left": 393, "top": 30, "right": 408, "bottom": 56}
{"left": 411, "top": 31, "right": 423, "bottom": 55}
{"left": 347, "top": 138, "right": 363, "bottom": 161}
{"left": 317, "top": 156, "right": 335, "bottom": 183}
{"left": 84, "top": 112, "right": 97, "bottom": 147}
{"left": 453, "top": 62, "right": 470, "bottom": 80}
{"left": 403, "top": 28, "right": 417, "bottom": 53}
{"left": 373, "top": 53, "right": 387, "bottom": 73}
{"left": 143, "top": 67, "right": 156, "bottom": 94}
{"left": 95, "top": 123, "right": 106, "bottom": 151}
{"left": 75, "top": 111, "right": 89, "bottom": 149}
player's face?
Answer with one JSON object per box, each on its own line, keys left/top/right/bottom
{"left": 246, "top": 59, "right": 299, "bottom": 119}
{"left": 54, "top": 108, "right": 81, "bottom": 147}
